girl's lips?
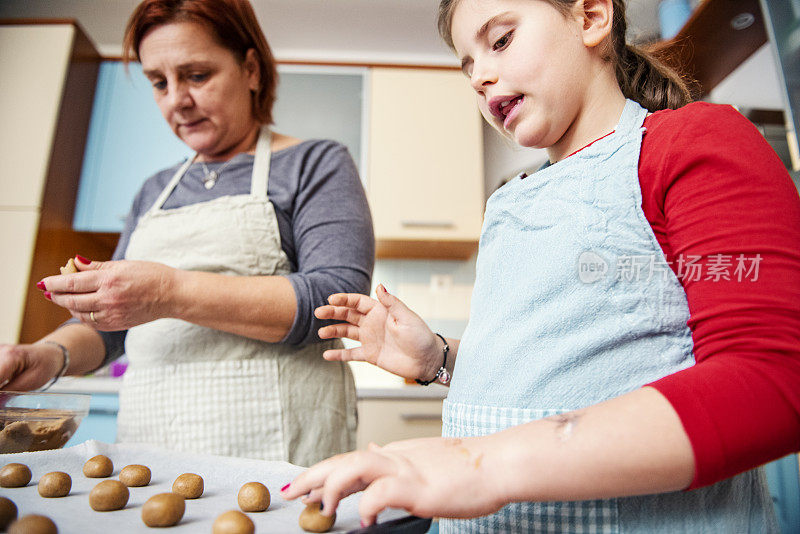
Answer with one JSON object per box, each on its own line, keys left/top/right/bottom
{"left": 502, "top": 96, "right": 524, "bottom": 130}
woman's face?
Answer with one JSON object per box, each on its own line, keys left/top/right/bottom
{"left": 450, "top": 0, "right": 593, "bottom": 154}
{"left": 139, "top": 21, "right": 260, "bottom": 160}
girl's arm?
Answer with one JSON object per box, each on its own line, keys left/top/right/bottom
{"left": 282, "top": 386, "right": 693, "bottom": 526}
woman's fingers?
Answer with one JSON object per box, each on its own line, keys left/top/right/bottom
{"left": 326, "top": 293, "right": 378, "bottom": 315}
{"left": 48, "top": 291, "right": 97, "bottom": 313}
{"left": 39, "top": 271, "right": 99, "bottom": 294}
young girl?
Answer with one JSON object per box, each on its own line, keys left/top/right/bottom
{"left": 282, "top": 0, "right": 800, "bottom": 531}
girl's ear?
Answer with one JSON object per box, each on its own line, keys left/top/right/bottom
{"left": 244, "top": 48, "right": 260, "bottom": 92}
{"left": 576, "top": 0, "right": 614, "bottom": 48}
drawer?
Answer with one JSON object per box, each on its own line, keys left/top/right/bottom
{"left": 356, "top": 398, "right": 443, "bottom": 449}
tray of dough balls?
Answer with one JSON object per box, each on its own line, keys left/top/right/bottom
{"left": 0, "top": 439, "right": 427, "bottom": 533}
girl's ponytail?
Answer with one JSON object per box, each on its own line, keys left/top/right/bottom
{"left": 610, "top": 0, "right": 692, "bottom": 111}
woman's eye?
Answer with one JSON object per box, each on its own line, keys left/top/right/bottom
{"left": 492, "top": 30, "right": 513, "bottom": 51}
{"left": 189, "top": 73, "right": 209, "bottom": 83}
{"left": 152, "top": 80, "right": 166, "bottom": 90}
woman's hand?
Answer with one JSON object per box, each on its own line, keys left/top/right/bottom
{"left": 281, "top": 436, "right": 508, "bottom": 527}
{"left": 37, "top": 257, "right": 177, "bottom": 331}
{"left": 314, "top": 285, "right": 441, "bottom": 381}
{"left": 0, "top": 343, "right": 64, "bottom": 391}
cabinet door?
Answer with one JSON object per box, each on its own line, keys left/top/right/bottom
{"left": 0, "top": 24, "right": 74, "bottom": 209}
{"left": 356, "top": 398, "right": 443, "bottom": 449}
{"left": 0, "top": 210, "right": 40, "bottom": 342}
{"left": 367, "top": 68, "right": 484, "bottom": 258}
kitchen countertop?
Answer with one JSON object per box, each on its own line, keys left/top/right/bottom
{"left": 49, "top": 375, "right": 449, "bottom": 400}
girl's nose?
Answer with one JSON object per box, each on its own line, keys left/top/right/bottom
{"left": 470, "top": 62, "right": 497, "bottom": 93}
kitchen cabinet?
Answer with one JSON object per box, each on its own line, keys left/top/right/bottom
{"left": 367, "top": 67, "right": 484, "bottom": 259}
{"left": 356, "top": 398, "right": 443, "bottom": 449}
{"left": 0, "top": 20, "right": 102, "bottom": 344}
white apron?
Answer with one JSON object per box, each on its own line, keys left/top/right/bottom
{"left": 118, "top": 127, "right": 357, "bottom": 466}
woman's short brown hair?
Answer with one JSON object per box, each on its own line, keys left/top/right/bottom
{"left": 123, "top": 0, "right": 278, "bottom": 125}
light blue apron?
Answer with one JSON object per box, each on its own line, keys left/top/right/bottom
{"left": 440, "top": 100, "right": 779, "bottom": 533}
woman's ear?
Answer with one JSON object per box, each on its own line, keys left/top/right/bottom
{"left": 244, "top": 48, "right": 260, "bottom": 92}
{"left": 576, "top": 0, "right": 614, "bottom": 48}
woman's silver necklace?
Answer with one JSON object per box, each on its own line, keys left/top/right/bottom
{"left": 199, "top": 158, "right": 235, "bottom": 189}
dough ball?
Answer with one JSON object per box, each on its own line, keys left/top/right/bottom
{"left": 298, "top": 502, "right": 336, "bottom": 533}
{"left": 89, "top": 479, "right": 129, "bottom": 511}
{"left": 119, "top": 464, "right": 150, "bottom": 487}
{"left": 0, "top": 463, "right": 31, "bottom": 487}
{"left": 0, "top": 496, "right": 18, "bottom": 530}
{"left": 83, "top": 455, "right": 113, "bottom": 478}
{"left": 172, "top": 473, "right": 203, "bottom": 499}
{"left": 38, "top": 471, "right": 71, "bottom": 498}
{"left": 237, "top": 481, "right": 270, "bottom": 512}
{"left": 212, "top": 510, "right": 254, "bottom": 534}
{"left": 59, "top": 258, "right": 77, "bottom": 275}
{"left": 8, "top": 514, "right": 57, "bottom": 534}
{"left": 141, "top": 492, "right": 185, "bottom": 528}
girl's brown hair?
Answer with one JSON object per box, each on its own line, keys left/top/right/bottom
{"left": 437, "top": 0, "right": 692, "bottom": 111}
{"left": 123, "top": 0, "right": 278, "bottom": 125}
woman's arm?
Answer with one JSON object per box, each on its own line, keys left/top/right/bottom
{"left": 282, "top": 386, "right": 693, "bottom": 525}
{"left": 0, "top": 324, "right": 105, "bottom": 391}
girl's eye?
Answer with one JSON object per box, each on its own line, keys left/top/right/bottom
{"left": 492, "top": 30, "right": 513, "bottom": 51}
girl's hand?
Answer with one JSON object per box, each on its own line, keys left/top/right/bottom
{"left": 0, "top": 343, "right": 64, "bottom": 391}
{"left": 37, "top": 257, "right": 177, "bottom": 331}
{"left": 314, "top": 285, "right": 441, "bottom": 381}
{"left": 281, "top": 436, "right": 508, "bottom": 527}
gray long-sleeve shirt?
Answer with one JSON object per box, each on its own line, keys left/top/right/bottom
{"left": 92, "top": 139, "right": 374, "bottom": 364}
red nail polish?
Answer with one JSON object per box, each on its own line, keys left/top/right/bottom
{"left": 75, "top": 255, "right": 90, "bottom": 264}
{"left": 36, "top": 281, "right": 46, "bottom": 290}
{"left": 280, "top": 483, "right": 290, "bottom": 491}
{"left": 44, "top": 291, "right": 52, "bottom": 300}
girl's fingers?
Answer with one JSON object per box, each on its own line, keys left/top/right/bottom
{"left": 315, "top": 306, "right": 365, "bottom": 324}
{"left": 318, "top": 324, "right": 361, "bottom": 341}
{"left": 283, "top": 455, "right": 349, "bottom": 500}
{"left": 322, "top": 347, "right": 365, "bottom": 363}
{"left": 358, "top": 476, "right": 417, "bottom": 527}
{"left": 319, "top": 453, "right": 396, "bottom": 517}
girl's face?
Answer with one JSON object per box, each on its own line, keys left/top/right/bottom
{"left": 450, "top": 0, "right": 602, "bottom": 157}
{"left": 139, "top": 22, "right": 260, "bottom": 161}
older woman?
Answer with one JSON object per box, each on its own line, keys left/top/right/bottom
{"left": 0, "top": 0, "right": 374, "bottom": 466}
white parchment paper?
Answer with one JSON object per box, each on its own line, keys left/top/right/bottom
{"left": 0, "top": 440, "right": 404, "bottom": 533}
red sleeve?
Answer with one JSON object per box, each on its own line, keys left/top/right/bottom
{"left": 638, "top": 102, "right": 800, "bottom": 489}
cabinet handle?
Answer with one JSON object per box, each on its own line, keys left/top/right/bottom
{"left": 88, "top": 408, "right": 118, "bottom": 416}
{"left": 400, "top": 221, "right": 455, "bottom": 229}
{"left": 400, "top": 413, "right": 442, "bottom": 422}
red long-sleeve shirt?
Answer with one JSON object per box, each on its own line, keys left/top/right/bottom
{"left": 637, "top": 102, "right": 800, "bottom": 488}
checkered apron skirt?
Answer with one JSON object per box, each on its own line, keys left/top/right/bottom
{"left": 118, "top": 127, "right": 357, "bottom": 465}
{"left": 441, "top": 402, "right": 618, "bottom": 533}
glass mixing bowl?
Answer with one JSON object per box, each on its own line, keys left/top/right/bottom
{"left": 0, "top": 391, "right": 91, "bottom": 453}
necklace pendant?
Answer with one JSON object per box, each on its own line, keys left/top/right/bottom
{"left": 203, "top": 170, "right": 218, "bottom": 189}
